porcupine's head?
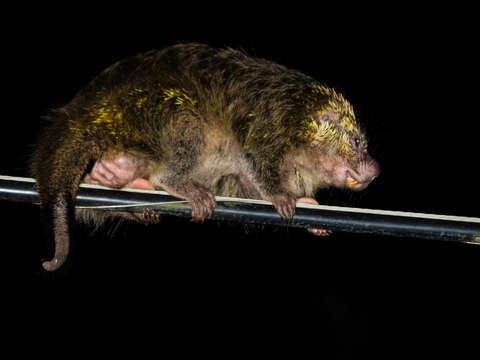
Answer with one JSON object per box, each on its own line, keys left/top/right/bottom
{"left": 294, "top": 84, "right": 379, "bottom": 192}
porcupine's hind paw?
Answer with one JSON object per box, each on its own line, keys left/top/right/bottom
{"left": 134, "top": 209, "right": 162, "bottom": 225}
{"left": 83, "top": 154, "right": 162, "bottom": 224}
{"left": 83, "top": 153, "right": 154, "bottom": 190}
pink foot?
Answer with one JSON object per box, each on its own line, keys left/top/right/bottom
{"left": 83, "top": 153, "right": 155, "bottom": 190}
{"left": 83, "top": 154, "right": 140, "bottom": 188}
{"left": 83, "top": 154, "right": 159, "bottom": 224}
{"left": 296, "top": 197, "right": 332, "bottom": 237}
{"left": 126, "top": 178, "right": 155, "bottom": 190}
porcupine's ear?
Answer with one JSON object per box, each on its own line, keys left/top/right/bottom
{"left": 316, "top": 109, "right": 340, "bottom": 124}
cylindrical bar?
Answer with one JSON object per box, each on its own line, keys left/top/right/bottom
{"left": 1, "top": 175, "right": 479, "bottom": 243}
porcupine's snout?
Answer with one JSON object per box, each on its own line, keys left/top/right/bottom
{"left": 345, "top": 157, "right": 380, "bottom": 191}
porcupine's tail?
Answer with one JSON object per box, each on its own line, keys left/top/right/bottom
{"left": 30, "top": 111, "right": 100, "bottom": 271}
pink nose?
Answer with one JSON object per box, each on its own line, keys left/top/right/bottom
{"left": 362, "top": 159, "right": 380, "bottom": 184}
{"left": 349, "top": 159, "right": 380, "bottom": 191}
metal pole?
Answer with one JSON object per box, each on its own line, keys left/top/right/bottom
{"left": 1, "top": 175, "right": 480, "bottom": 244}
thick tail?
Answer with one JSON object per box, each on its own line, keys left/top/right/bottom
{"left": 41, "top": 192, "right": 74, "bottom": 271}
{"left": 31, "top": 119, "right": 100, "bottom": 271}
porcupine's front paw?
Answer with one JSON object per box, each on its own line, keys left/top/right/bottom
{"left": 157, "top": 181, "right": 216, "bottom": 223}
{"left": 270, "top": 193, "right": 297, "bottom": 220}
{"left": 296, "top": 197, "right": 332, "bottom": 237}
{"left": 185, "top": 184, "right": 216, "bottom": 223}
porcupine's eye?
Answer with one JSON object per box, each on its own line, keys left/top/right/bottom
{"left": 353, "top": 137, "right": 361, "bottom": 148}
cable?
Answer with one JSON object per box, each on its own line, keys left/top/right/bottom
{"left": 1, "top": 175, "right": 479, "bottom": 244}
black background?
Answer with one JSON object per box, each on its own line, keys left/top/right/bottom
{"left": 1, "top": 6, "right": 479, "bottom": 359}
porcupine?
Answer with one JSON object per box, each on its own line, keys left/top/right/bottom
{"left": 30, "top": 43, "right": 379, "bottom": 271}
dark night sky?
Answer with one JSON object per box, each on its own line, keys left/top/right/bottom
{"left": 1, "top": 7, "right": 478, "bottom": 359}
